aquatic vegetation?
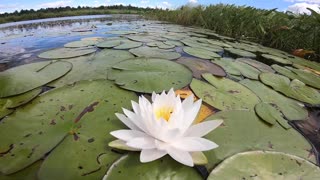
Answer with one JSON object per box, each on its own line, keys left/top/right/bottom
{"left": 0, "top": 17, "right": 319, "bottom": 180}
{"left": 208, "top": 151, "right": 320, "bottom": 179}
{"left": 147, "top": 4, "right": 320, "bottom": 60}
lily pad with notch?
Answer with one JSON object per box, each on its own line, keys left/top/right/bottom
{"left": 208, "top": 151, "right": 320, "bottom": 179}
{"left": 108, "top": 58, "right": 192, "bottom": 93}
{"left": 38, "top": 47, "right": 96, "bottom": 59}
{"left": 129, "top": 47, "right": 181, "bottom": 60}
{"left": 183, "top": 47, "right": 221, "bottom": 59}
{"left": 104, "top": 154, "right": 202, "bottom": 180}
{"left": 204, "top": 110, "right": 315, "bottom": 171}
{"left": 272, "top": 65, "right": 320, "bottom": 89}
{"left": 240, "top": 79, "right": 308, "bottom": 121}
{"left": 49, "top": 49, "right": 134, "bottom": 88}
{"left": 0, "top": 61, "right": 72, "bottom": 98}
{"left": 259, "top": 72, "right": 320, "bottom": 105}
{"left": 190, "top": 74, "right": 260, "bottom": 111}
{"left": 0, "top": 80, "right": 138, "bottom": 180}
{"left": 176, "top": 57, "right": 226, "bottom": 79}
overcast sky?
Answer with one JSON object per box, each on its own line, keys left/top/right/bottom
{"left": 0, "top": 0, "right": 319, "bottom": 14}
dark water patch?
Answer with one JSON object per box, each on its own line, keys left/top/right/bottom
{"left": 291, "top": 106, "right": 320, "bottom": 164}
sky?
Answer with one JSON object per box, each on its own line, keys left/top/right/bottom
{"left": 0, "top": 0, "right": 319, "bottom": 14}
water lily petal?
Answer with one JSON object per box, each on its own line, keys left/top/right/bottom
{"left": 109, "top": 139, "right": 140, "bottom": 151}
{"left": 140, "top": 149, "right": 167, "bottom": 162}
{"left": 166, "top": 147, "right": 194, "bottom": 167}
{"left": 172, "top": 137, "right": 218, "bottom": 152}
{"left": 180, "top": 99, "right": 202, "bottom": 132}
{"left": 110, "top": 129, "right": 147, "bottom": 141}
{"left": 122, "top": 108, "right": 148, "bottom": 132}
{"left": 131, "top": 100, "right": 141, "bottom": 114}
{"left": 184, "top": 120, "right": 223, "bottom": 137}
{"left": 115, "top": 113, "right": 139, "bottom": 130}
{"left": 159, "top": 128, "right": 181, "bottom": 142}
{"left": 127, "top": 137, "right": 156, "bottom": 149}
{"left": 151, "top": 91, "right": 157, "bottom": 102}
{"left": 181, "top": 93, "right": 194, "bottom": 110}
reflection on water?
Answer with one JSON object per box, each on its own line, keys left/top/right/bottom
{"left": 0, "top": 14, "right": 143, "bottom": 68}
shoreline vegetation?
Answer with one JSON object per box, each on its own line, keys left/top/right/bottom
{"left": 0, "top": 4, "right": 319, "bottom": 61}
{"left": 147, "top": 4, "right": 320, "bottom": 61}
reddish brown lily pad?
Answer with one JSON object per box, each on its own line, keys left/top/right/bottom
{"left": 176, "top": 57, "right": 226, "bottom": 79}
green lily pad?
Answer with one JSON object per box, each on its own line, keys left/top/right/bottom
{"left": 114, "top": 40, "right": 142, "bottom": 50}
{"left": 104, "top": 154, "right": 202, "bottom": 180}
{"left": 225, "top": 47, "right": 256, "bottom": 58}
{"left": 81, "top": 37, "right": 105, "bottom": 41}
{"left": 260, "top": 72, "right": 320, "bottom": 105}
{"left": 146, "top": 41, "right": 175, "bottom": 49}
{"left": 97, "top": 39, "right": 142, "bottom": 49}
{"left": 0, "top": 88, "right": 42, "bottom": 119}
{"left": 208, "top": 151, "right": 320, "bottom": 180}
{"left": 38, "top": 47, "right": 96, "bottom": 59}
{"left": 96, "top": 39, "right": 123, "bottom": 48}
{"left": 129, "top": 47, "right": 181, "bottom": 60}
{"left": 183, "top": 47, "right": 221, "bottom": 59}
{"left": 176, "top": 57, "right": 226, "bottom": 79}
{"left": 229, "top": 74, "right": 243, "bottom": 81}
{"left": 272, "top": 65, "right": 320, "bottom": 89}
{"left": 227, "top": 41, "right": 262, "bottom": 53}
{"left": 108, "top": 58, "right": 192, "bottom": 93}
{"left": 234, "top": 61, "right": 261, "bottom": 80}
{"left": 0, "top": 61, "right": 72, "bottom": 98}
{"left": 255, "top": 102, "right": 291, "bottom": 129}
{"left": 237, "top": 58, "right": 275, "bottom": 73}
{"left": 64, "top": 40, "right": 98, "bottom": 48}
{"left": 0, "top": 161, "right": 42, "bottom": 180}
{"left": 0, "top": 80, "right": 137, "bottom": 177}
{"left": 163, "top": 40, "right": 184, "bottom": 47}
{"left": 181, "top": 38, "right": 224, "bottom": 52}
{"left": 0, "top": 101, "right": 13, "bottom": 119}
{"left": 212, "top": 58, "right": 241, "bottom": 76}
{"left": 49, "top": 50, "right": 134, "bottom": 88}
{"left": 287, "top": 56, "right": 320, "bottom": 72}
{"left": 204, "top": 39, "right": 232, "bottom": 48}
{"left": 261, "top": 54, "right": 292, "bottom": 65}
{"left": 107, "top": 30, "right": 138, "bottom": 35}
{"left": 240, "top": 79, "right": 307, "bottom": 121}
{"left": 127, "top": 35, "right": 157, "bottom": 43}
{"left": 204, "top": 110, "right": 315, "bottom": 171}
{"left": 5, "top": 88, "right": 42, "bottom": 109}
{"left": 162, "top": 33, "right": 189, "bottom": 40}
{"left": 190, "top": 74, "right": 260, "bottom": 110}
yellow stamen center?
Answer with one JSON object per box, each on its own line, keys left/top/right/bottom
{"left": 155, "top": 107, "right": 174, "bottom": 121}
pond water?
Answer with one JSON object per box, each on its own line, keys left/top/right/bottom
{"left": 1, "top": 14, "right": 320, "bottom": 179}
{"left": 0, "top": 14, "right": 142, "bottom": 68}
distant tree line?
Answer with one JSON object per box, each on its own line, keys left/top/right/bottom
{"left": 0, "top": 5, "right": 153, "bottom": 24}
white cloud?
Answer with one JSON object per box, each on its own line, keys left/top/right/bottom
{"left": 38, "top": 1, "right": 72, "bottom": 8}
{"left": 188, "top": 0, "right": 198, "bottom": 3}
{"left": 140, "top": 0, "right": 149, "bottom": 4}
{"left": 285, "top": 0, "right": 320, "bottom": 3}
{"left": 161, "top": 1, "right": 172, "bottom": 8}
{"left": 287, "top": 2, "right": 320, "bottom": 14}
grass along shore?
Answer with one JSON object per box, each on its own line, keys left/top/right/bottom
{"left": 146, "top": 4, "right": 320, "bottom": 61}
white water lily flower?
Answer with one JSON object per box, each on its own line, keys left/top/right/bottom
{"left": 109, "top": 88, "right": 223, "bottom": 167}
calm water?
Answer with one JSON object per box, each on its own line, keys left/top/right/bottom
{"left": 0, "top": 14, "right": 144, "bottom": 69}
